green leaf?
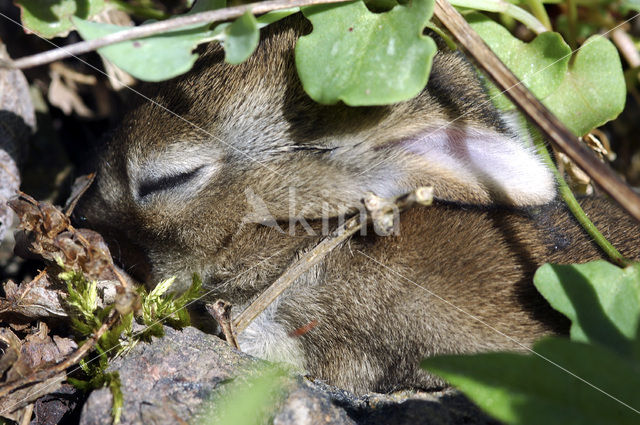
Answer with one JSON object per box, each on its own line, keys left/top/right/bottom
{"left": 16, "top": 0, "right": 106, "bottom": 38}
{"left": 222, "top": 11, "right": 260, "bottom": 65}
{"left": 175, "top": 273, "right": 203, "bottom": 306}
{"left": 73, "top": 19, "right": 217, "bottom": 82}
{"left": 542, "top": 36, "right": 626, "bottom": 136}
{"left": 534, "top": 261, "right": 640, "bottom": 359}
{"left": 422, "top": 337, "right": 640, "bottom": 425}
{"left": 295, "top": 0, "right": 437, "bottom": 105}
{"left": 196, "top": 366, "right": 289, "bottom": 425}
{"left": 466, "top": 13, "right": 571, "bottom": 111}
{"left": 147, "top": 276, "right": 176, "bottom": 300}
{"left": 189, "top": 0, "right": 226, "bottom": 14}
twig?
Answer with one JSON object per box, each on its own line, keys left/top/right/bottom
{"left": 612, "top": 27, "right": 640, "bottom": 68}
{"left": 566, "top": 0, "right": 578, "bottom": 50}
{"left": 433, "top": 0, "right": 640, "bottom": 223}
{"left": 206, "top": 300, "right": 239, "bottom": 349}
{"left": 4, "top": 0, "right": 352, "bottom": 70}
{"left": 19, "top": 403, "right": 33, "bottom": 425}
{"left": 233, "top": 187, "right": 433, "bottom": 334}
{"left": 0, "top": 311, "right": 118, "bottom": 399}
{"left": 64, "top": 173, "right": 95, "bottom": 217}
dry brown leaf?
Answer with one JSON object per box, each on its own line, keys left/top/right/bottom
{"left": 0, "top": 323, "right": 75, "bottom": 421}
{"left": 0, "top": 375, "right": 64, "bottom": 421}
{"left": 9, "top": 194, "right": 116, "bottom": 280}
{"left": 47, "top": 63, "right": 95, "bottom": 118}
{"left": 0, "top": 328, "right": 22, "bottom": 377}
{"left": 0, "top": 274, "right": 67, "bottom": 321}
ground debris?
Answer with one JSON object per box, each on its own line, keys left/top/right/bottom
{"left": 0, "top": 272, "right": 67, "bottom": 321}
{"left": 0, "top": 323, "right": 78, "bottom": 421}
{"left": 0, "top": 191, "right": 133, "bottom": 424}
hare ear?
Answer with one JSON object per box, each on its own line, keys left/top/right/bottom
{"left": 248, "top": 121, "right": 555, "bottom": 222}
{"left": 359, "top": 122, "right": 557, "bottom": 207}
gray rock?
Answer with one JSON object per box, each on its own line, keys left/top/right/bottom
{"left": 274, "top": 383, "right": 357, "bottom": 425}
{"left": 80, "top": 326, "right": 499, "bottom": 425}
{"left": 0, "top": 42, "right": 35, "bottom": 242}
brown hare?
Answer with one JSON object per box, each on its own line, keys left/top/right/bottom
{"left": 75, "top": 15, "right": 639, "bottom": 393}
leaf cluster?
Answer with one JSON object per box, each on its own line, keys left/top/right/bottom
{"left": 422, "top": 261, "right": 640, "bottom": 425}
{"left": 14, "top": 0, "right": 632, "bottom": 137}
{"left": 59, "top": 268, "right": 131, "bottom": 422}
{"left": 137, "top": 273, "right": 203, "bottom": 338}
{"left": 59, "top": 269, "right": 202, "bottom": 422}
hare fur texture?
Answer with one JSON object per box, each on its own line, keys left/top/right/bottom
{"left": 77, "top": 16, "right": 639, "bottom": 393}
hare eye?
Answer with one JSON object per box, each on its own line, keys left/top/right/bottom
{"left": 137, "top": 166, "right": 204, "bottom": 199}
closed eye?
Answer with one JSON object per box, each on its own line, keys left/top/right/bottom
{"left": 137, "top": 166, "right": 204, "bottom": 199}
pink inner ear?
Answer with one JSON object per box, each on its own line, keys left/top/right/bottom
{"left": 397, "top": 124, "right": 556, "bottom": 206}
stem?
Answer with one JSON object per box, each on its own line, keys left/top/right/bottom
{"left": 566, "top": 0, "right": 578, "bottom": 50}
{"left": 448, "top": 0, "right": 548, "bottom": 34}
{"left": 3, "top": 0, "right": 351, "bottom": 70}
{"left": 534, "top": 140, "right": 630, "bottom": 267}
{"left": 425, "top": 21, "right": 458, "bottom": 50}
{"left": 524, "top": 0, "right": 551, "bottom": 31}
{"left": 612, "top": 28, "right": 640, "bottom": 68}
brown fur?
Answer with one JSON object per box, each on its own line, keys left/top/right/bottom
{"left": 76, "top": 15, "right": 639, "bottom": 393}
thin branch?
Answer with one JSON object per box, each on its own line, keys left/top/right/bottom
{"left": 612, "top": 27, "right": 640, "bottom": 68}
{"left": 19, "top": 403, "right": 34, "bottom": 425}
{"left": 4, "top": 0, "right": 352, "bottom": 70}
{"left": 233, "top": 187, "right": 433, "bottom": 334}
{"left": 0, "top": 311, "right": 118, "bottom": 399}
{"left": 64, "top": 172, "right": 95, "bottom": 217}
{"left": 434, "top": 0, "right": 640, "bottom": 223}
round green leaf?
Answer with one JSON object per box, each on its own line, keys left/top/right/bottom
{"left": 534, "top": 261, "right": 640, "bottom": 359}
{"left": 16, "top": 0, "right": 105, "bottom": 38}
{"left": 467, "top": 13, "right": 571, "bottom": 111}
{"left": 222, "top": 11, "right": 260, "bottom": 65}
{"left": 422, "top": 338, "right": 640, "bottom": 425}
{"left": 73, "top": 18, "right": 216, "bottom": 82}
{"left": 542, "top": 36, "right": 626, "bottom": 136}
{"left": 295, "top": 0, "right": 437, "bottom": 106}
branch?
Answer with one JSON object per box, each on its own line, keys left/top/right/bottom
{"left": 612, "top": 27, "right": 640, "bottom": 68}
{"left": 4, "top": 0, "right": 352, "bottom": 70}
{"left": 233, "top": 187, "right": 433, "bottom": 334}
{"left": 434, "top": 0, "right": 640, "bottom": 223}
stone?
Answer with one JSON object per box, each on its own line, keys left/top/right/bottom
{"left": 80, "top": 326, "right": 499, "bottom": 425}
